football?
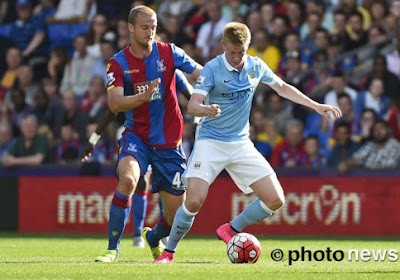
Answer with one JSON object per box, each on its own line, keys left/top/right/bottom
{"left": 227, "top": 233, "right": 261, "bottom": 263}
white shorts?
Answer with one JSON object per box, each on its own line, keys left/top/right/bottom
{"left": 182, "top": 139, "right": 275, "bottom": 194}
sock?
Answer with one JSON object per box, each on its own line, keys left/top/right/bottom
{"left": 146, "top": 214, "right": 171, "bottom": 247}
{"left": 230, "top": 199, "right": 273, "bottom": 232}
{"left": 108, "top": 191, "right": 132, "bottom": 252}
{"left": 166, "top": 204, "right": 197, "bottom": 252}
{"left": 132, "top": 189, "right": 148, "bottom": 236}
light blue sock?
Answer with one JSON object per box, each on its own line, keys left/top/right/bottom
{"left": 230, "top": 199, "right": 273, "bottom": 232}
{"left": 165, "top": 204, "right": 197, "bottom": 252}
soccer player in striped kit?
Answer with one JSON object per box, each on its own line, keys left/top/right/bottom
{"left": 95, "top": 5, "right": 202, "bottom": 262}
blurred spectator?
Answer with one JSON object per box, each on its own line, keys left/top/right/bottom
{"left": 163, "top": 15, "right": 183, "bottom": 44}
{"left": 345, "top": 11, "right": 368, "bottom": 50}
{"left": 47, "top": 0, "right": 93, "bottom": 24}
{"left": 266, "top": 93, "right": 294, "bottom": 135}
{"left": 327, "top": 122, "right": 360, "bottom": 168}
{"left": 55, "top": 122, "right": 81, "bottom": 164}
{"left": 42, "top": 77, "right": 62, "bottom": 130}
{"left": 10, "top": 88, "right": 34, "bottom": 131}
{"left": 0, "top": 0, "right": 47, "bottom": 59}
{"left": 60, "top": 34, "right": 96, "bottom": 97}
{"left": 300, "top": 134, "right": 326, "bottom": 167}
{"left": 259, "top": 3, "right": 274, "bottom": 34}
{"left": 286, "top": 0, "right": 305, "bottom": 33}
{"left": 2, "top": 114, "right": 49, "bottom": 167}
{"left": 271, "top": 14, "right": 290, "bottom": 52}
{"left": 338, "top": 120, "right": 400, "bottom": 172}
{"left": 367, "top": 24, "right": 386, "bottom": 44}
{"left": 386, "top": 99, "right": 400, "bottom": 141}
{"left": 332, "top": 9, "right": 349, "bottom": 41}
{"left": 157, "top": 0, "right": 193, "bottom": 27}
{"left": 46, "top": 47, "right": 69, "bottom": 83}
{"left": 390, "top": 0, "right": 400, "bottom": 20}
{"left": 327, "top": 34, "right": 355, "bottom": 72}
{"left": 270, "top": 119, "right": 305, "bottom": 167}
{"left": 301, "top": 0, "right": 333, "bottom": 39}
{"left": 1, "top": 47, "right": 22, "bottom": 99}
{"left": 92, "top": 39, "right": 115, "bottom": 86}
{"left": 324, "top": 71, "right": 357, "bottom": 108}
{"left": 250, "top": 110, "right": 266, "bottom": 139}
{"left": 259, "top": 117, "right": 283, "bottom": 149}
{"left": 283, "top": 51, "right": 302, "bottom": 85}
{"left": 116, "top": 14, "right": 130, "bottom": 50}
{"left": 222, "top": 0, "right": 248, "bottom": 21}
{"left": 32, "top": 89, "right": 48, "bottom": 124}
{"left": 300, "top": 11, "right": 322, "bottom": 45}
{"left": 366, "top": 55, "right": 400, "bottom": 105}
{"left": 196, "top": 1, "right": 229, "bottom": 63}
{"left": 341, "top": 0, "right": 371, "bottom": 31}
{"left": 355, "top": 77, "right": 390, "bottom": 120}
{"left": 382, "top": 13, "right": 398, "bottom": 34}
{"left": 385, "top": 33, "right": 400, "bottom": 80}
{"left": 179, "top": 0, "right": 207, "bottom": 44}
{"left": 0, "top": 120, "right": 15, "bottom": 165}
{"left": 0, "top": 0, "right": 17, "bottom": 24}
{"left": 246, "top": 9, "right": 262, "bottom": 35}
{"left": 54, "top": 90, "right": 88, "bottom": 143}
{"left": 369, "top": 0, "right": 388, "bottom": 27}
{"left": 354, "top": 108, "right": 377, "bottom": 144}
{"left": 249, "top": 124, "right": 272, "bottom": 160}
{"left": 278, "top": 32, "right": 301, "bottom": 76}
{"left": 14, "top": 64, "right": 40, "bottom": 106}
{"left": 80, "top": 76, "right": 107, "bottom": 122}
{"left": 247, "top": 29, "right": 280, "bottom": 72}
{"left": 86, "top": 14, "right": 110, "bottom": 58}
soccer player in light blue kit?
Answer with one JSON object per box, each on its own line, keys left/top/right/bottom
{"left": 155, "top": 22, "right": 342, "bottom": 263}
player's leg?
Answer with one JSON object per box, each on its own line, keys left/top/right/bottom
{"left": 230, "top": 173, "right": 284, "bottom": 232}
{"left": 218, "top": 140, "right": 284, "bottom": 243}
{"left": 155, "top": 140, "right": 226, "bottom": 263}
{"left": 96, "top": 131, "right": 149, "bottom": 262}
{"left": 132, "top": 176, "right": 149, "bottom": 247}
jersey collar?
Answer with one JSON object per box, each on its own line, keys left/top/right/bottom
{"left": 222, "top": 52, "right": 248, "bottom": 72}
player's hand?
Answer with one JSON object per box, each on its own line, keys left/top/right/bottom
{"left": 207, "top": 104, "right": 221, "bottom": 118}
{"left": 141, "top": 78, "right": 161, "bottom": 102}
{"left": 81, "top": 144, "right": 94, "bottom": 162}
{"left": 314, "top": 104, "right": 342, "bottom": 119}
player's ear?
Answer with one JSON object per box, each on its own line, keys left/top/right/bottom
{"left": 128, "top": 23, "right": 134, "bottom": 33}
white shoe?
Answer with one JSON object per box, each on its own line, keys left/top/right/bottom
{"left": 133, "top": 236, "right": 145, "bottom": 248}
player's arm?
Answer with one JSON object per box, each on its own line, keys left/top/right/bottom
{"left": 175, "top": 69, "right": 193, "bottom": 101}
{"left": 270, "top": 81, "right": 341, "bottom": 119}
{"left": 81, "top": 108, "right": 115, "bottom": 162}
{"left": 187, "top": 93, "right": 220, "bottom": 118}
{"left": 189, "top": 64, "right": 203, "bottom": 80}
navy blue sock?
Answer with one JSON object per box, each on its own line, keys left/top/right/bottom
{"left": 132, "top": 189, "right": 148, "bottom": 236}
{"left": 108, "top": 191, "right": 131, "bottom": 252}
{"left": 146, "top": 214, "right": 170, "bottom": 247}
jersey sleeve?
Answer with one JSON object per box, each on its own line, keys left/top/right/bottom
{"left": 258, "top": 58, "right": 283, "bottom": 86}
{"left": 170, "top": 43, "right": 197, "bottom": 74}
{"left": 106, "top": 58, "right": 124, "bottom": 91}
{"left": 193, "top": 64, "right": 214, "bottom": 96}
{"left": 175, "top": 69, "right": 189, "bottom": 93}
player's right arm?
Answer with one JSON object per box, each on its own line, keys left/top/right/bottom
{"left": 106, "top": 59, "right": 160, "bottom": 113}
{"left": 187, "top": 64, "right": 220, "bottom": 118}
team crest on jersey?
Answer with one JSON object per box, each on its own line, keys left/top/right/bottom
{"left": 156, "top": 59, "right": 167, "bottom": 72}
{"left": 248, "top": 71, "right": 256, "bottom": 79}
{"left": 127, "top": 143, "right": 137, "bottom": 153}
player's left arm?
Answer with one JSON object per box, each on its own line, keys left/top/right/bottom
{"left": 175, "top": 69, "right": 193, "bottom": 101}
{"left": 259, "top": 59, "right": 342, "bottom": 119}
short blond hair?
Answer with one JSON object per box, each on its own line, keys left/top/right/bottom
{"left": 223, "top": 22, "right": 251, "bottom": 46}
{"left": 128, "top": 5, "right": 156, "bottom": 25}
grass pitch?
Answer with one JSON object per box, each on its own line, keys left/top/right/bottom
{"left": 0, "top": 233, "right": 399, "bottom": 280}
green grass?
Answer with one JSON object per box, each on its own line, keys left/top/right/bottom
{"left": 0, "top": 233, "right": 399, "bottom": 280}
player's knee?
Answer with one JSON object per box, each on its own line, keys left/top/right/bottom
{"left": 268, "top": 194, "right": 285, "bottom": 211}
{"left": 119, "top": 173, "right": 138, "bottom": 193}
{"left": 185, "top": 197, "right": 203, "bottom": 213}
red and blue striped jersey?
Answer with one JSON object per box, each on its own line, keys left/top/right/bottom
{"left": 107, "top": 41, "right": 197, "bottom": 148}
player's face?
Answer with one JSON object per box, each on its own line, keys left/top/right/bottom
{"left": 223, "top": 42, "right": 248, "bottom": 69}
{"left": 131, "top": 13, "right": 157, "bottom": 48}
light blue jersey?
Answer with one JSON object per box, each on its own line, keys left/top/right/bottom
{"left": 194, "top": 53, "right": 280, "bottom": 142}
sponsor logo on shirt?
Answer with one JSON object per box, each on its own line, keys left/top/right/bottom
{"left": 134, "top": 82, "right": 161, "bottom": 101}
{"left": 124, "top": 69, "right": 140, "bottom": 74}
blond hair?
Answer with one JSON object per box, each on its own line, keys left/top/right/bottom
{"left": 128, "top": 5, "right": 156, "bottom": 25}
{"left": 223, "top": 22, "right": 251, "bottom": 46}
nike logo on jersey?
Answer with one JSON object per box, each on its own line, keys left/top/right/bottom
{"left": 224, "top": 79, "right": 232, "bottom": 83}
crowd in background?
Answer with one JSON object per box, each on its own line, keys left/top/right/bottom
{"left": 0, "top": 0, "right": 400, "bottom": 173}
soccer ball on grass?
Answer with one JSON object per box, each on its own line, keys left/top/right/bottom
{"left": 227, "top": 233, "right": 261, "bottom": 263}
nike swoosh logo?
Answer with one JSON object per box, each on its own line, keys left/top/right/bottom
{"left": 177, "top": 225, "right": 189, "bottom": 229}
{"left": 224, "top": 79, "right": 232, "bottom": 83}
